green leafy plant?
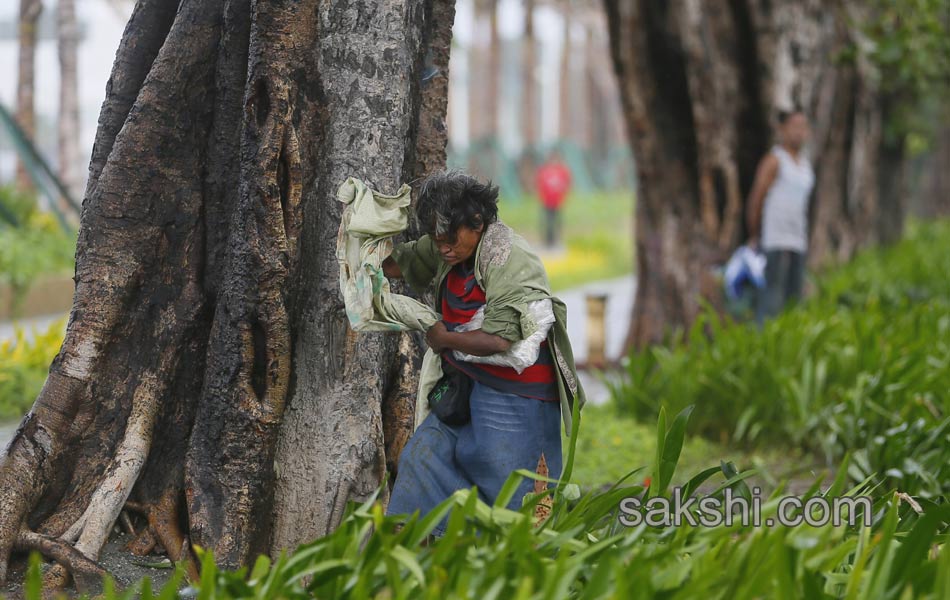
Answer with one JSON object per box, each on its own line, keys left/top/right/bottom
{"left": 0, "top": 186, "right": 76, "bottom": 316}
{"left": 0, "top": 317, "right": 66, "bottom": 420}
{"left": 608, "top": 220, "right": 950, "bottom": 497}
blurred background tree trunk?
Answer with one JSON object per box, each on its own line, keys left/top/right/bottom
{"left": 604, "top": 0, "right": 888, "bottom": 350}
{"left": 558, "top": 0, "right": 572, "bottom": 141}
{"left": 517, "top": 0, "right": 538, "bottom": 191}
{"left": 57, "top": 0, "right": 81, "bottom": 207}
{"left": 15, "top": 0, "right": 42, "bottom": 193}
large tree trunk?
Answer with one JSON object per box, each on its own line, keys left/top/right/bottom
{"left": 604, "top": 0, "right": 887, "bottom": 349}
{"left": 802, "top": 5, "right": 883, "bottom": 268}
{"left": 0, "top": 0, "right": 455, "bottom": 589}
{"left": 15, "top": 0, "right": 42, "bottom": 192}
{"left": 57, "top": 0, "right": 82, "bottom": 208}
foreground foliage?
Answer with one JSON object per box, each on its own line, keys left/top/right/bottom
{"left": 13, "top": 405, "right": 949, "bottom": 599}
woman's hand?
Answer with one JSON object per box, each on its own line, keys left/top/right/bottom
{"left": 382, "top": 255, "right": 402, "bottom": 279}
{"left": 426, "top": 321, "right": 449, "bottom": 353}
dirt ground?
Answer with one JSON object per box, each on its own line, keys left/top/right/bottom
{"left": 2, "top": 531, "right": 181, "bottom": 598}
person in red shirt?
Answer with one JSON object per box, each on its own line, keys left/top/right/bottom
{"left": 535, "top": 152, "right": 572, "bottom": 248}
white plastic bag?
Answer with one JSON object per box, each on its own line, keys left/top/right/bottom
{"left": 450, "top": 298, "right": 556, "bottom": 373}
{"left": 723, "top": 245, "right": 766, "bottom": 300}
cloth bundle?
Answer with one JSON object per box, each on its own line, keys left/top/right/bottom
{"left": 450, "top": 299, "right": 555, "bottom": 374}
{"left": 336, "top": 176, "right": 555, "bottom": 431}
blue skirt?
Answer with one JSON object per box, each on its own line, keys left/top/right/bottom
{"left": 385, "top": 379, "right": 563, "bottom": 536}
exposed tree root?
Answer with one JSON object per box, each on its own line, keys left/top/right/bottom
{"left": 119, "top": 512, "right": 136, "bottom": 537}
{"left": 126, "top": 526, "right": 157, "bottom": 556}
{"left": 122, "top": 491, "right": 198, "bottom": 579}
{"left": 0, "top": 371, "right": 87, "bottom": 584}
{"left": 14, "top": 529, "right": 106, "bottom": 593}
{"left": 146, "top": 490, "right": 199, "bottom": 581}
{"left": 60, "top": 370, "right": 162, "bottom": 557}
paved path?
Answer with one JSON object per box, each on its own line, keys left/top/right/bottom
{"left": 553, "top": 274, "right": 636, "bottom": 406}
{"left": 0, "top": 421, "right": 16, "bottom": 451}
{"left": 555, "top": 274, "right": 635, "bottom": 366}
{"left": 0, "top": 312, "right": 68, "bottom": 345}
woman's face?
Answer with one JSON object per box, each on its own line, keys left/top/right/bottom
{"left": 781, "top": 113, "right": 810, "bottom": 150}
{"left": 433, "top": 220, "right": 484, "bottom": 266}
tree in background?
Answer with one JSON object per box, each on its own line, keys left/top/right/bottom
{"left": 0, "top": 0, "right": 456, "bottom": 590}
{"left": 57, "top": 0, "right": 81, "bottom": 205}
{"left": 15, "top": 0, "right": 42, "bottom": 193}
{"left": 856, "top": 0, "right": 950, "bottom": 241}
{"left": 603, "top": 0, "right": 942, "bottom": 350}
{"left": 558, "top": 0, "right": 573, "bottom": 141}
{"left": 517, "top": 0, "right": 538, "bottom": 190}
{"left": 470, "top": 0, "right": 500, "bottom": 143}
{"left": 913, "top": 121, "right": 950, "bottom": 218}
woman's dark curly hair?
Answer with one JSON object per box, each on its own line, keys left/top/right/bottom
{"left": 415, "top": 170, "right": 499, "bottom": 240}
{"left": 777, "top": 106, "right": 806, "bottom": 124}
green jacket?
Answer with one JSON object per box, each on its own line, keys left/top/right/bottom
{"left": 390, "top": 218, "right": 587, "bottom": 437}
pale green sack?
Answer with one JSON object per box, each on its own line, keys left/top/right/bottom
{"left": 335, "top": 176, "right": 443, "bottom": 430}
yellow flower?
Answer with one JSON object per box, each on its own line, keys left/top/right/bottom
{"left": 541, "top": 246, "right": 607, "bottom": 280}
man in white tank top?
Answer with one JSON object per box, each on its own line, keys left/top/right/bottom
{"left": 745, "top": 109, "right": 815, "bottom": 325}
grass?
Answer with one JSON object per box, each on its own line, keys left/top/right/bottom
{"left": 498, "top": 192, "right": 635, "bottom": 291}
{"left": 565, "top": 401, "right": 821, "bottom": 494}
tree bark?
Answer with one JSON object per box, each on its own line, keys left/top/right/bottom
{"left": 15, "top": 0, "right": 42, "bottom": 192}
{"left": 0, "top": 0, "right": 455, "bottom": 588}
{"left": 268, "top": 0, "right": 457, "bottom": 555}
{"left": 604, "top": 0, "right": 888, "bottom": 349}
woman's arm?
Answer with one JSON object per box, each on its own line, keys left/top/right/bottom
{"left": 388, "top": 234, "right": 441, "bottom": 293}
{"left": 745, "top": 153, "right": 779, "bottom": 247}
{"left": 426, "top": 321, "right": 512, "bottom": 356}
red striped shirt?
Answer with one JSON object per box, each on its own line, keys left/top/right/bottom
{"left": 439, "top": 258, "right": 559, "bottom": 402}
